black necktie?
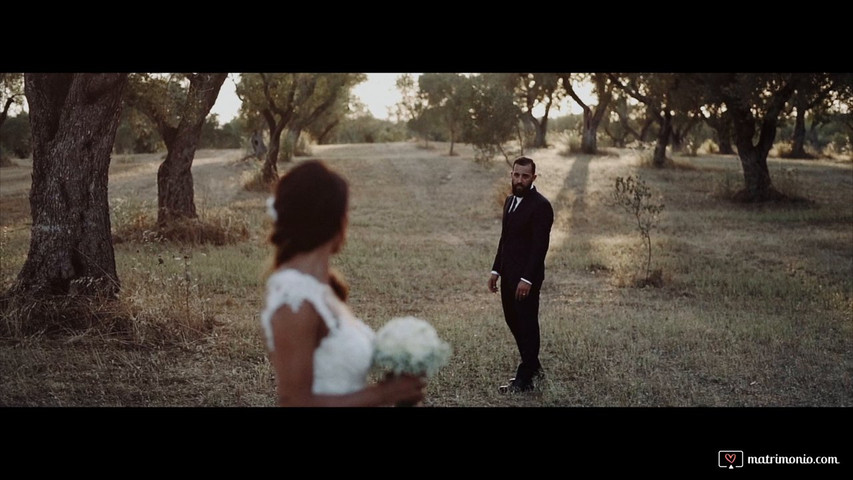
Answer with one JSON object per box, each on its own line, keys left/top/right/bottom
{"left": 509, "top": 197, "right": 518, "bottom": 213}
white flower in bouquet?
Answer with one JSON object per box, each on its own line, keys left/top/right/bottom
{"left": 373, "top": 316, "right": 451, "bottom": 377}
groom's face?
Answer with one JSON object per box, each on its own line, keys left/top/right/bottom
{"left": 511, "top": 164, "right": 536, "bottom": 197}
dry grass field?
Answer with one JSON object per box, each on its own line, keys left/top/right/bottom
{"left": 1, "top": 142, "right": 851, "bottom": 407}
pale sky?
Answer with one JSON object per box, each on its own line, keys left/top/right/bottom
{"left": 210, "top": 73, "right": 589, "bottom": 124}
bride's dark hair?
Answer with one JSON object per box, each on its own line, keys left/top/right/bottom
{"left": 269, "top": 160, "right": 349, "bottom": 300}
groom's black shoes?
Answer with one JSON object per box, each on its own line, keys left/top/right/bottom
{"left": 498, "top": 378, "right": 534, "bottom": 394}
{"left": 498, "top": 368, "right": 544, "bottom": 394}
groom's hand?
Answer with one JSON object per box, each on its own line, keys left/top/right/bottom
{"left": 515, "top": 281, "right": 531, "bottom": 301}
{"left": 488, "top": 274, "right": 499, "bottom": 293}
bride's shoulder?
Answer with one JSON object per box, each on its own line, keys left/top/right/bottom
{"left": 266, "top": 268, "right": 325, "bottom": 302}
{"left": 265, "top": 267, "right": 327, "bottom": 309}
{"left": 261, "top": 269, "right": 328, "bottom": 351}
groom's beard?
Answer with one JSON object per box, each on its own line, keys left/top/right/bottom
{"left": 513, "top": 183, "right": 532, "bottom": 197}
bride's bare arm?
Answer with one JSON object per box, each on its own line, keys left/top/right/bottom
{"left": 268, "top": 303, "right": 425, "bottom": 407}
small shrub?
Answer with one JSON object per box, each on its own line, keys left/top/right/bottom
{"left": 612, "top": 175, "right": 665, "bottom": 287}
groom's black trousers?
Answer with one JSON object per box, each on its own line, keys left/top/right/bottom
{"left": 500, "top": 277, "right": 542, "bottom": 383}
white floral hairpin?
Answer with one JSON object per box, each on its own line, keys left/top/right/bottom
{"left": 266, "top": 197, "right": 278, "bottom": 222}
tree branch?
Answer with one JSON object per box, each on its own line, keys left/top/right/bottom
{"left": 124, "top": 78, "right": 176, "bottom": 141}
{"left": 757, "top": 75, "right": 799, "bottom": 154}
{"left": 608, "top": 74, "right": 662, "bottom": 122}
{"left": 297, "top": 86, "right": 342, "bottom": 129}
{"left": 805, "top": 81, "right": 835, "bottom": 110}
{"left": 259, "top": 73, "right": 289, "bottom": 119}
{"left": 563, "top": 75, "right": 590, "bottom": 113}
{"left": 261, "top": 108, "right": 276, "bottom": 132}
{"left": 232, "top": 74, "right": 246, "bottom": 103}
{"left": 1, "top": 95, "right": 18, "bottom": 125}
{"left": 176, "top": 73, "right": 226, "bottom": 130}
{"left": 591, "top": 76, "right": 614, "bottom": 125}
{"left": 620, "top": 115, "right": 640, "bottom": 140}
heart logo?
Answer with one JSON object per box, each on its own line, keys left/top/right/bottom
{"left": 725, "top": 453, "right": 736, "bottom": 464}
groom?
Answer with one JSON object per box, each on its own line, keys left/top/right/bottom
{"left": 489, "top": 156, "right": 554, "bottom": 393}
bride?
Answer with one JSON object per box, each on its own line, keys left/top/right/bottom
{"left": 260, "top": 160, "right": 426, "bottom": 406}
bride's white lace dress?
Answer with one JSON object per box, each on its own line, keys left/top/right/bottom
{"left": 260, "top": 269, "right": 376, "bottom": 395}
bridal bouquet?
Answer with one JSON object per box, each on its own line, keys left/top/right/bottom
{"left": 373, "top": 316, "right": 451, "bottom": 378}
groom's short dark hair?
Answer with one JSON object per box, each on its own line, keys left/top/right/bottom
{"left": 513, "top": 156, "right": 536, "bottom": 174}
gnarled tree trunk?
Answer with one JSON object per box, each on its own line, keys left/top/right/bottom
{"left": 578, "top": 104, "right": 609, "bottom": 154}
{"left": 790, "top": 102, "right": 808, "bottom": 158}
{"left": 705, "top": 110, "right": 735, "bottom": 155}
{"left": 671, "top": 117, "right": 697, "bottom": 153}
{"left": 156, "top": 74, "right": 227, "bottom": 225}
{"left": 283, "top": 127, "right": 301, "bottom": 160}
{"left": 731, "top": 98, "right": 790, "bottom": 201}
{"left": 449, "top": 122, "right": 456, "bottom": 156}
{"left": 251, "top": 130, "right": 267, "bottom": 158}
{"left": 262, "top": 121, "right": 285, "bottom": 184}
{"left": 580, "top": 110, "right": 599, "bottom": 154}
{"left": 14, "top": 73, "right": 127, "bottom": 297}
{"left": 0, "top": 95, "right": 19, "bottom": 161}
{"left": 717, "top": 130, "right": 734, "bottom": 155}
{"left": 566, "top": 74, "right": 613, "bottom": 154}
{"left": 315, "top": 119, "right": 339, "bottom": 145}
{"left": 157, "top": 128, "right": 200, "bottom": 224}
{"left": 530, "top": 99, "right": 552, "bottom": 148}
{"left": 652, "top": 110, "right": 672, "bottom": 167}
{"left": 736, "top": 146, "right": 774, "bottom": 200}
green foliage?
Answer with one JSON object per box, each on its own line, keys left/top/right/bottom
{"left": 688, "top": 122, "right": 716, "bottom": 155}
{"left": 114, "top": 107, "right": 162, "bottom": 154}
{"left": 394, "top": 74, "right": 441, "bottom": 143}
{"left": 199, "top": 115, "right": 243, "bottom": 149}
{"left": 548, "top": 114, "right": 583, "bottom": 134}
{"left": 303, "top": 88, "right": 360, "bottom": 145}
{"left": 237, "top": 73, "right": 365, "bottom": 129}
{"left": 124, "top": 73, "right": 191, "bottom": 131}
{"left": 0, "top": 74, "right": 27, "bottom": 161}
{"left": 462, "top": 74, "right": 521, "bottom": 164}
{"left": 613, "top": 176, "right": 665, "bottom": 286}
{"left": 326, "top": 115, "right": 408, "bottom": 144}
{"left": 235, "top": 73, "right": 365, "bottom": 164}
{"left": 408, "top": 107, "right": 446, "bottom": 142}
{"left": 0, "top": 73, "right": 24, "bottom": 117}
{"left": 417, "top": 73, "right": 473, "bottom": 153}
{"left": 600, "top": 94, "right": 643, "bottom": 148}
{"left": 776, "top": 111, "right": 852, "bottom": 156}
{"left": 0, "top": 112, "right": 31, "bottom": 159}
{"left": 514, "top": 73, "right": 563, "bottom": 110}
{"left": 393, "top": 74, "right": 423, "bottom": 124}
{"left": 0, "top": 73, "right": 23, "bottom": 94}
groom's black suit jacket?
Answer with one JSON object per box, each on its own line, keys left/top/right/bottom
{"left": 492, "top": 186, "right": 554, "bottom": 288}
